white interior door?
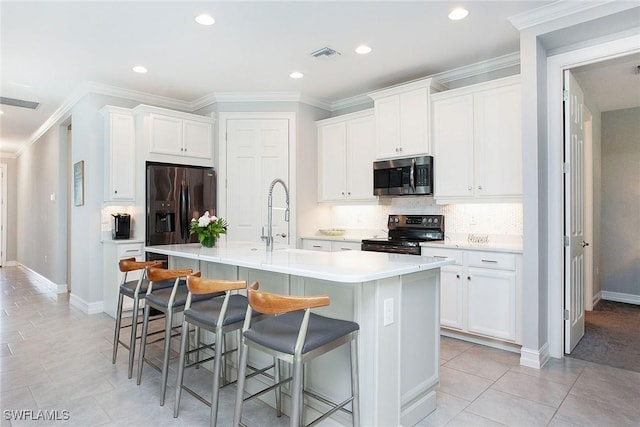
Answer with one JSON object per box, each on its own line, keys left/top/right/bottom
{"left": 225, "top": 118, "right": 289, "bottom": 244}
{"left": 564, "top": 70, "right": 586, "bottom": 354}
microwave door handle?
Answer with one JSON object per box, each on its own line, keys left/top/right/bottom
{"left": 410, "top": 158, "right": 416, "bottom": 192}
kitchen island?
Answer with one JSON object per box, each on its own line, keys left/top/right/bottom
{"left": 146, "top": 242, "right": 453, "bottom": 426}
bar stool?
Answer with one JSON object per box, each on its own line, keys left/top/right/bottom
{"left": 111, "top": 258, "right": 163, "bottom": 379}
{"left": 233, "top": 286, "right": 360, "bottom": 427}
{"left": 136, "top": 267, "right": 216, "bottom": 406}
{"left": 174, "top": 277, "right": 262, "bottom": 426}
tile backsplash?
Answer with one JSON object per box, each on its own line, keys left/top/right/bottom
{"left": 327, "top": 197, "right": 523, "bottom": 238}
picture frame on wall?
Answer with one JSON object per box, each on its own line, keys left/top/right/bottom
{"left": 73, "top": 160, "right": 84, "bottom": 206}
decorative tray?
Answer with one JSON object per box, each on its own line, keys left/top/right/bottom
{"left": 319, "top": 228, "right": 346, "bottom": 236}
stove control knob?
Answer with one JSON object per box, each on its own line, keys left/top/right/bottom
{"left": 427, "top": 218, "right": 433, "bottom": 223}
{"left": 433, "top": 218, "right": 439, "bottom": 223}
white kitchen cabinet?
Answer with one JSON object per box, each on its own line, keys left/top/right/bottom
{"left": 102, "top": 240, "right": 145, "bottom": 318}
{"left": 135, "top": 105, "right": 213, "bottom": 163}
{"left": 369, "top": 78, "right": 445, "bottom": 159}
{"left": 101, "top": 106, "right": 136, "bottom": 202}
{"left": 317, "top": 110, "right": 376, "bottom": 203}
{"left": 302, "top": 238, "right": 361, "bottom": 252}
{"left": 432, "top": 75, "right": 521, "bottom": 202}
{"left": 422, "top": 246, "right": 521, "bottom": 344}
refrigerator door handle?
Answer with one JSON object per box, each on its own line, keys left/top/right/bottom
{"left": 179, "top": 182, "right": 188, "bottom": 241}
{"left": 184, "top": 183, "right": 190, "bottom": 241}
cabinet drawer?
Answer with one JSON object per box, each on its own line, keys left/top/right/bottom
{"left": 302, "top": 239, "right": 332, "bottom": 252}
{"left": 331, "top": 241, "right": 361, "bottom": 252}
{"left": 117, "top": 243, "right": 143, "bottom": 259}
{"left": 467, "top": 251, "right": 516, "bottom": 270}
{"left": 421, "top": 247, "right": 463, "bottom": 265}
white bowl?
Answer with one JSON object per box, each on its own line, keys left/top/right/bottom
{"left": 319, "top": 228, "right": 346, "bottom": 236}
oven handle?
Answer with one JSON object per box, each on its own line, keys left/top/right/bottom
{"left": 362, "top": 245, "right": 420, "bottom": 255}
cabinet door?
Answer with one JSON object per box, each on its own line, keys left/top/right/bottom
{"left": 432, "top": 94, "right": 475, "bottom": 199}
{"left": 149, "top": 114, "right": 183, "bottom": 155}
{"left": 440, "top": 265, "right": 464, "bottom": 330}
{"left": 374, "top": 96, "right": 401, "bottom": 159}
{"left": 346, "top": 115, "right": 376, "bottom": 201}
{"left": 399, "top": 88, "right": 429, "bottom": 156}
{"left": 183, "top": 119, "right": 212, "bottom": 159}
{"left": 318, "top": 122, "right": 347, "bottom": 201}
{"left": 474, "top": 84, "right": 522, "bottom": 197}
{"left": 466, "top": 267, "right": 516, "bottom": 341}
{"left": 107, "top": 113, "right": 135, "bottom": 201}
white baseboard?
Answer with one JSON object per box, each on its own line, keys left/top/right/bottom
{"left": 3, "top": 260, "right": 19, "bottom": 267}
{"left": 520, "top": 342, "right": 550, "bottom": 369}
{"left": 601, "top": 291, "right": 640, "bottom": 305}
{"left": 70, "top": 293, "right": 104, "bottom": 315}
{"left": 18, "top": 263, "right": 68, "bottom": 294}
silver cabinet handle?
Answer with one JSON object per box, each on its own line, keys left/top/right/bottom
{"left": 481, "top": 259, "right": 498, "bottom": 263}
{"left": 338, "top": 247, "right": 352, "bottom": 251}
{"left": 312, "top": 245, "right": 323, "bottom": 248}
{"left": 125, "top": 249, "right": 139, "bottom": 253}
{"left": 468, "top": 186, "right": 473, "bottom": 191}
{"left": 433, "top": 255, "right": 447, "bottom": 259}
{"left": 478, "top": 185, "right": 483, "bottom": 190}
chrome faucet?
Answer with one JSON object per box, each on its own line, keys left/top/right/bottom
{"left": 261, "top": 178, "right": 290, "bottom": 251}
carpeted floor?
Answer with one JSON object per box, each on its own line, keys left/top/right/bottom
{"left": 569, "top": 300, "right": 640, "bottom": 373}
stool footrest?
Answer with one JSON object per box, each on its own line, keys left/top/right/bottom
{"left": 304, "top": 389, "right": 354, "bottom": 427}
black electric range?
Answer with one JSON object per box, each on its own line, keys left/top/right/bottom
{"left": 361, "top": 214, "right": 445, "bottom": 255}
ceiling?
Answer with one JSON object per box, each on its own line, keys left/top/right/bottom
{"left": 0, "top": 1, "right": 637, "bottom": 157}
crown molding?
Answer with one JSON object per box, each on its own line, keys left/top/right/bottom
{"left": 329, "top": 93, "right": 373, "bottom": 112}
{"left": 0, "top": 152, "right": 18, "bottom": 159}
{"left": 82, "top": 81, "right": 192, "bottom": 111}
{"left": 509, "top": 0, "right": 618, "bottom": 30}
{"left": 430, "top": 52, "right": 521, "bottom": 85}
{"left": 196, "top": 91, "right": 332, "bottom": 111}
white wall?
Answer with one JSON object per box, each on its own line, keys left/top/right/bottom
{"left": 600, "top": 107, "right": 640, "bottom": 297}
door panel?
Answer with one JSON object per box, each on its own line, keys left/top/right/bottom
{"left": 564, "top": 70, "right": 586, "bottom": 354}
{"left": 226, "top": 119, "right": 289, "bottom": 244}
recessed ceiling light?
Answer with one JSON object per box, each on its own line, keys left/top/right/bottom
{"left": 448, "top": 7, "right": 469, "bottom": 21}
{"left": 132, "top": 65, "right": 148, "bottom": 74}
{"left": 195, "top": 14, "right": 215, "bottom": 26}
{"left": 355, "top": 45, "right": 372, "bottom": 55}
{"left": 289, "top": 71, "right": 304, "bottom": 79}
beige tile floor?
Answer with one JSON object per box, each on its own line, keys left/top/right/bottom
{"left": 1, "top": 266, "right": 639, "bottom": 426}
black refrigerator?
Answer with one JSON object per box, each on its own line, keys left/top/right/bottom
{"left": 146, "top": 162, "right": 216, "bottom": 266}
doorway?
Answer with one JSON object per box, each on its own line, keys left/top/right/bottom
{"left": 547, "top": 34, "right": 640, "bottom": 360}
{"left": 0, "top": 163, "right": 6, "bottom": 267}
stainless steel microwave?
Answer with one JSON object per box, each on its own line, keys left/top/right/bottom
{"left": 373, "top": 155, "right": 434, "bottom": 196}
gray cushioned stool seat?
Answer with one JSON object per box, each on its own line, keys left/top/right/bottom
{"left": 145, "top": 282, "right": 219, "bottom": 308}
{"left": 185, "top": 294, "right": 257, "bottom": 328}
{"left": 119, "top": 278, "right": 173, "bottom": 298}
{"left": 244, "top": 311, "right": 359, "bottom": 355}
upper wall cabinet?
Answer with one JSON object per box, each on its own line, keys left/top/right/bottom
{"left": 101, "top": 106, "right": 136, "bottom": 202}
{"left": 369, "top": 78, "right": 446, "bottom": 160}
{"left": 134, "top": 105, "right": 214, "bottom": 166}
{"left": 317, "top": 110, "right": 377, "bottom": 203}
{"left": 432, "top": 75, "right": 522, "bottom": 203}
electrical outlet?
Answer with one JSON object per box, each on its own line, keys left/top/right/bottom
{"left": 383, "top": 298, "right": 394, "bottom": 326}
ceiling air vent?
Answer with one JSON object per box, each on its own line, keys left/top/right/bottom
{"left": 310, "top": 46, "right": 341, "bottom": 59}
{"left": 0, "top": 96, "right": 40, "bottom": 110}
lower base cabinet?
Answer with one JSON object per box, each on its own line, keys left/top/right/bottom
{"left": 102, "top": 240, "right": 145, "bottom": 318}
{"left": 422, "top": 246, "right": 521, "bottom": 344}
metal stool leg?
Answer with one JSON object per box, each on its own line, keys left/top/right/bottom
{"left": 351, "top": 338, "right": 360, "bottom": 426}
{"left": 136, "top": 304, "right": 151, "bottom": 385}
{"left": 127, "top": 295, "right": 141, "bottom": 379}
{"left": 210, "top": 326, "right": 224, "bottom": 426}
{"left": 174, "top": 319, "right": 190, "bottom": 418}
{"left": 275, "top": 358, "right": 282, "bottom": 417}
{"left": 112, "top": 293, "right": 124, "bottom": 364}
{"left": 290, "top": 357, "right": 303, "bottom": 427}
{"left": 160, "top": 309, "right": 174, "bottom": 406}
{"left": 233, "top": 340, "right": 249, "bottom": 425}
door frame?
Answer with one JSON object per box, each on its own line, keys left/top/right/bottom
{"left": 217, "top": 112, "right": 297, "bottom": 244}
{"left": 547, "top": 34, "right": 640, "bottom": 358}
{"left": 0, "top": 163, "right": 6, "bottom": 267}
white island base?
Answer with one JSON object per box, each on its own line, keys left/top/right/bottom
{"left": 146, "top": 243, "right": 449, "bottom": 426}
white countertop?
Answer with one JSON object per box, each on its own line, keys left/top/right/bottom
{"left": 145, "top": 241, "right": 453, "bottom": 283}
{"left": 421, "top": 240, "right": 523, "bottom": 254}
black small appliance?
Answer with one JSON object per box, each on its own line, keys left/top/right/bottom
{"left": 112, "top": 213, "right": 131, "bottom": 240}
